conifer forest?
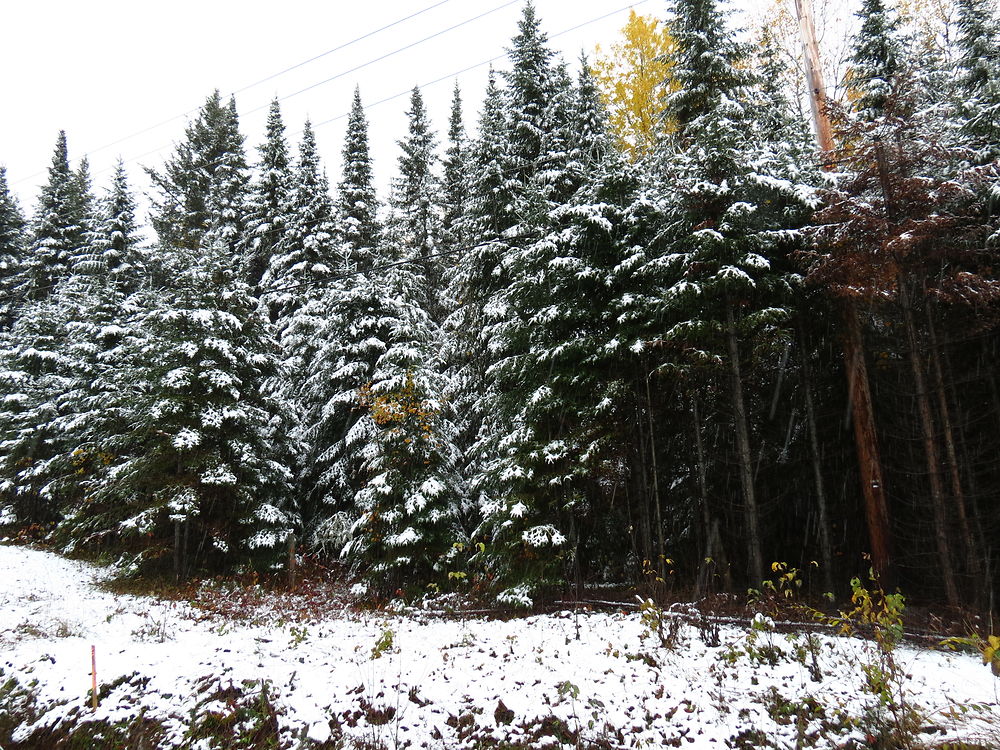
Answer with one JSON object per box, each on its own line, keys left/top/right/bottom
{"left": 2, "top": 0, "right": 1000, "bottom": 615}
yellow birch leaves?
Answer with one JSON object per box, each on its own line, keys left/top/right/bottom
{"left": 593, "top": 11, "right": 678, "bottom": 161}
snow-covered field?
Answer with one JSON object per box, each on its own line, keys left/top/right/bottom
{"left": 1, "top": 545, "right": 997, "bottom": 749}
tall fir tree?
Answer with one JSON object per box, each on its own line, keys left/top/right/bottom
{"left": 441, "top": 82, "right": 468, "bottom": 251}
{"left": 849, "top": 0, "right": 908, "bottom": 121}
{"left": 148, "top": 90, "right": 249, "bottom": 255}
{"left": 93, "top": 160, "right": 144, "bottom": 290}
{"left": 265, "top": 120, "right": 337, "bottom": 331}
{"left": 638, "top": 0, "right": 812, "bottom": 585}
{"left": 242, "top": 98, "right": 292, "bottom": 289}
{"left": 505, "top": 1, "right": 554, "bottom": 171}
{"left": 388, "top": 86, "right": 444, "bottom": 317}
{"left": 22, "top": 131, "right": 80, "bottom": 301}
{"left": 337, "top": 87, "right": 380, "bottom": 271}
{"left": 88, "top": 236, "right": 292, "bottom": 575}
{"left": 954, "top": 0, "right": 1000, "bottom": 160}
{"left": 0, "top": 167, "right": 26, "bottom": 327}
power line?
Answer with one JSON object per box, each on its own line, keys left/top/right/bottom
{"left": 230, "top": 0, "right": 454, "bottom": 98}
{"left": 311, "top": 0, "right": 654, "bottom": 131}
{"left": 145, "top": 0, "right": 651, "bottom": 211}
{"left": 11, "top": 0, "right": 456, "bottom": 188}
{"left": 245, "top": 0, "right": 523, "bottom": 119}
{"left": 84, "top": 0, "right": 527, "bottom": 183}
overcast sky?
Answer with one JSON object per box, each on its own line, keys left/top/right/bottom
{"left": 0, "top": 0, "right": 829, "bottom": 216}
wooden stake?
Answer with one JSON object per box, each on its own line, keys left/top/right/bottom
{"left": 91, "top": 645, "right": 98, "bottom": 711}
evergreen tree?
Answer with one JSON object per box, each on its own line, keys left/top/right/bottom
{"left": 955, "top": 0, "right": 1000, "bottom": 96}
{"left": 67, "top": 156, "right": 97, "bottom": 265}
{"left": 265, "top": 120, "right": 337, "bottom": 333}
{"left": 148, "top": 90, "right": 249, "bottom": 254}
{"left": 954, "top": 0, "right": 1000, "bottom": 160}
{"left": 475, "top": 63, "right": 641, "bottom": 603}
{"left": 342, "top": 266, "right": 462, "bottom": 595}
{"left": 0, "top": 167, "right": 26, "bottom": 327}
{"left": 242, "top": 98, "right": 291, "bottom": 288}
{"left": 21, "top": 131, "right": 80, "bottom": 301}
{"left": 849, "top": 0, "right": 908, "bottom": 121}
{"left": 388, "top": 86, "right": 444, "bottom": 316}
{"left": 442, "top": 70, "right": 517, "bottom": 537}
{"left": 505, "top": 1, "right": 555, "bottom": 171}
{"left": 640, "top": 0, "right": 812, "bottom": 585}
{"left": 94, "top": 160, "right": 144, "bottom": 290}
{"left": 441, "top": 82, "right": 468, "bottom": 249}
{"left": 90, "top": 238, "right": 292, "bottom": 575}
{"left": 337, "top": 87, "right": 380, "bottom": 270}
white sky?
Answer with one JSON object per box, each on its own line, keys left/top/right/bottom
{"left": 0, "top": 0, "right": 848, "bottom": 218}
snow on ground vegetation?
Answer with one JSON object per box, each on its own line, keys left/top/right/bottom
{"left": 1, "top": 544, "right": 998, "bottom": 749}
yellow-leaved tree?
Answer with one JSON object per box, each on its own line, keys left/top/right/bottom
{"left": 592, "top": 11, "right": 678, "bottom": 161}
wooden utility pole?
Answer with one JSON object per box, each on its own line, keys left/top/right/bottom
{"left": 794, "top": 0, "right": 894, "bottom": 586}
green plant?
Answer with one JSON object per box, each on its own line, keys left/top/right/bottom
{"left": 812, "top": 569, "right": 920, "bottom": 749}
{"left": 636, "top": 596, "right": 685, "bottom": 650}
{"left": 288, "top": 624, "right": 309, "bottom": 648}
{"left": 371, "top": 627, "right": 395, "bottom": 660}
{"left": 744, "top": 613, "right": 785, "bottom": 667}
{"left": 788, "top": 631, "right": 824, "bottom": 682}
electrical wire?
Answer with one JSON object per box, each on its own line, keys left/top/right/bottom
{"left": 11, "top": 0, "right": 457, "bottom": 188}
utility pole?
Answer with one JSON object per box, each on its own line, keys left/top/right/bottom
{"left": 793, "top": 0, "right": 894, "bottom": 588}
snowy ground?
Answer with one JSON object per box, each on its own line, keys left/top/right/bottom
{"left": 1, "top": 545, "right": 998, "bottom": 749}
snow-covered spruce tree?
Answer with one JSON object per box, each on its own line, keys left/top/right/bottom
{"left": 636, "top": 0, "right": 813, "bottom": 586}
{"left": 34, "top": 166, "right": 150, "bottom": 547}
{"left": 0, "top": 167, "right": 27, "bottom": 328}
{"left": 147, "top": 90, "right": 249, "bottom": 255}
{"left": 848, "top": 0, "right": 908, "bottom": 122}
{"left": 19, "top": 132, "right": 82, "bottom": 301}
{"left": 342, "top": 264, "right": 463, "bottom": 597}
{"left": 387, "top": 86, "right": 445, "bottom": 318}
{"left": 297, "top": 94, "right": 388, "bottom": 552}
{"left": 442, "top": 69, "right": 521, "bottom": 593}
{"left": 264, "top": 120, "right": 337, "bottom": 367}
{"left": 0, "top": 292, "right": 75, "bottom": 527}
{"left": 337, "top": 87, "right": 380, "bottom": 271}
{"left": 87, "top": 235, "right": 292, "bottom": 576}
{"left": 505, "top": 1, "right": 554, "bottom": 173}
{"left": 90, "top": 159, "right": 145, "bottom": 290}
{"left": 241, "top": 98, "right": 292, "bottom": 289}
{"left": 441, "top": 82, "right": 468, "bottom": 252}
{"left": 478, "top": 59, "right": 646, "bottom": 604}
{"left": 68, "top": 156, "right": 97, "bottom": 263}
{"left": 953, "top": 0, "right": 1000, "bottom": 161}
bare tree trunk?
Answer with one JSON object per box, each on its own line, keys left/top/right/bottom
{"left": 726, "top": 305, "right": 764, "bottom": 585}
{"left": 841, "top": 301, "right": 893, "bottom": 586}
{"left": 804, "top": 367, "right": 836, "bottom": 595}
{"left": 631, "top": 403, "right": 653, "bottom": 570}
{"left": 926, "top": 302, "right": 982, "bottom": 595}
{"left": 174, "top": 519, "right": 183, "bottom": 581}
{"left": 899, "top": 279, "right": 960, "bottom": 607}
{"left": 645, "top": 375, "right": 666, "bottom": 576}
{"left": 693, "top": 395, "right": 712, "bottom": 597}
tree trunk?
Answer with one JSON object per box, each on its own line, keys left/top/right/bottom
{"left": 174, "top": 519, "right": 183, "bottom": 581}
{"left": 841, "top": 300, "right": 893, "bottom": 586}
{"left": 693, "top": 395, "right": 712, "bottom": 596}
{"left": 726, "top": 305, "right": 764, "bottom": 585}
{"left": 645, "top": 375, "right": 666, "bottom": 576}
{"left": 926, "top": 302, "right": 982, "bottom": 595}
{"left": 803, "top": 366, "right": 836, "bottom": 595}
{"left": 899, "top": 279, "right": 959, "bottom": 607}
